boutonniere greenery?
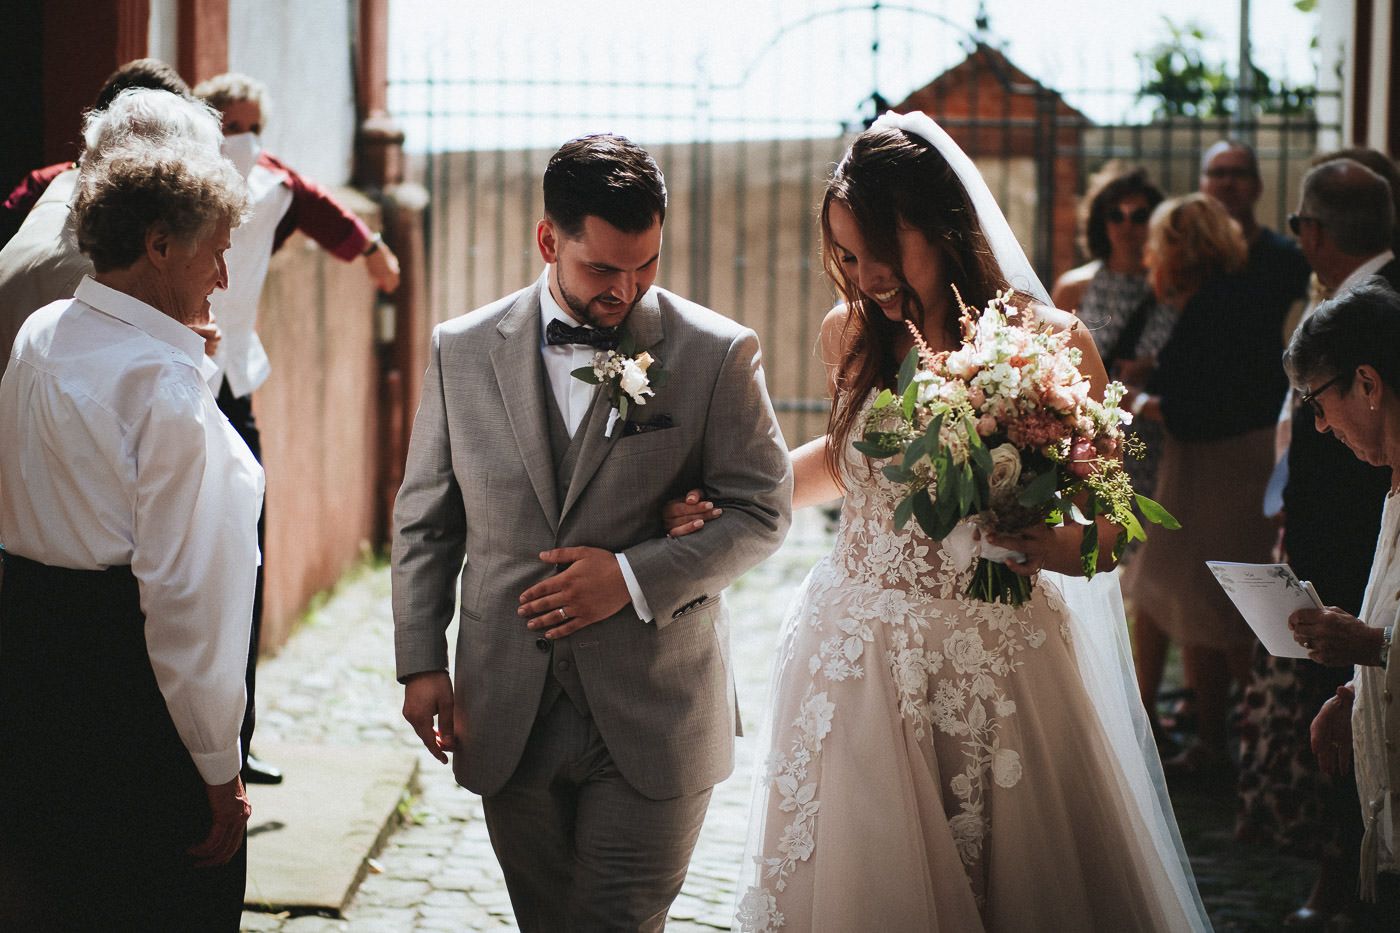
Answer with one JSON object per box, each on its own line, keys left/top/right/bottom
{"left": 572, "top": 334, "right": 669, "bottom": 436}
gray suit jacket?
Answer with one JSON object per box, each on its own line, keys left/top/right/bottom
{"left": 392, "top": 279, "right": 792, "bottom": 800}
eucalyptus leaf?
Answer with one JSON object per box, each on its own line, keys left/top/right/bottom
{"left": 893, "top": 494, "right": 915, "bottom": 530}
{"left": 1080, "top": 522, "right": 1099, "bottom": 577}
{"left": 854, "top": 439, "right": 901, "bottom": 458}
{"left": 882, "top": 463, "right": 911, "bottom": 484}
{"left": 872, "top": 388, "right": 895, "bottom": 410}
{"left": 1017, "top": 468, "right": 1059, "bottom": 507}
{"left": 1118, "top": 508, "right": 1146, "bottom": 543}
{"left": 911, "top": 484, "right": 938, "bottom": 537}
{"left": 1136, "top": 494, "right": 1181, "bottom": 530}
{"left": 897, "top": 347, "right": 920, "bottom": 394}
{"left": 571, "top": 366, "right": 602, "bottom": 384}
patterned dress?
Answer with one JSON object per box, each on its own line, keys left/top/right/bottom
{"left": 735, "top": 411, "right": 1206, "bottom": 932}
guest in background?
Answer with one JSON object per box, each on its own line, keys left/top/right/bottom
{"left": 0, "top": 88, "right": 224, "bottom": 374}
{"left": 1288, "top": 281, "right": 1400, "bottom": 919}
{"left": 1199, "top": 139, "right": 1310, "bottom": 309}
{"left": 192, "top": 71, "right": 402, "bottom": 786}
{"left": 1129, "top": 193, "right": 1291, "bottom": 777}
{"left": 1056, "top": 168, "right": 1178, "bottom": 546}
{"left": 1052, "top": 165, "right": 1165, "bottom": 358}
{"left": 1237, "top": 156, "right": 1400, "bottom": 928}
{"left": 0, "top": 57, "right": 191, "bottom": 246}
{"left": 0, "top": 140, "right": 259, "bottom": 930}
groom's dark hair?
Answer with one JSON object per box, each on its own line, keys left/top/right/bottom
{"left": 543, "top": 134, "right": 667, "bottom": 237}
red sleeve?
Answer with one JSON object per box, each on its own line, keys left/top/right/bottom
{"left": 3, "top": 162, "right": 74, "bottom": 216}
{"left": 261, "top": 152, "right": 372, "bottom": 261}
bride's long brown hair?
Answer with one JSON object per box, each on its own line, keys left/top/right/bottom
{"left": 821, "top": 125, "right": 1019, "bottom": 481}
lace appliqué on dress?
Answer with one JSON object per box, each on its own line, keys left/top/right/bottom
{"left": 738, "top": 421, "right": 1067, "bottom": 931}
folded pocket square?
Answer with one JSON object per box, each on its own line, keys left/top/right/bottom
{"left": 621, "top": 414, "right": 674, "bottom": 437}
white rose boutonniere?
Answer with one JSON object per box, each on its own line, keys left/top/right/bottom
{"left": 572, "top": 336, "right": 668, "bottom": 436}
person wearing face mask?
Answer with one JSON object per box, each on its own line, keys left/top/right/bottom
{"left": 191, "top": 72, "right": 401, "bottom": 787}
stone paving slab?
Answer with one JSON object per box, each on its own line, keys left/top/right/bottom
{"left": 244, "top": 743, "right": 418, "bottom": 914}
{"left": 239, "top": 512, "right": 1316, "bottom": 932}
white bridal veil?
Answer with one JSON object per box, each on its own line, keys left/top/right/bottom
{"left": 870, "top": 109, "right": 1212, "bottom": 931}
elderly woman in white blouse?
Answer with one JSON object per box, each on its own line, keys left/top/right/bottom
{"left": 0, "top": 138, "right": 258, "bottom": 929}
{"left": 1287, "top": 280, "right": 1400, "bottom": 912}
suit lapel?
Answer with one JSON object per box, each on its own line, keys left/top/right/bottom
{"left": 559, "top": 290, "right": 665, "bottom": 522}
{"left": 492, "top": 283, "right": 561, "bottom": 531}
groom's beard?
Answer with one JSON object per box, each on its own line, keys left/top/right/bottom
{"left": 557, "top": 267, "right": 641, "bottom": 330}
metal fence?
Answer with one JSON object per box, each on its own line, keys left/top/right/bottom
{"left": 390, "top": 17, "right": 1337, "bottom": 443}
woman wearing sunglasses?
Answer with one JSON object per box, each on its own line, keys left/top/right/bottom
{"left": 1052, "top": 167, "right": 1167, "bottom": 360}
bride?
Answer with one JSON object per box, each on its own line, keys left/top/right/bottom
{"left": 667, "top": 112, "right": 1211, "bottom": 931}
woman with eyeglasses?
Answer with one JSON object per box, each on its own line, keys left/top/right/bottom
{"left": 1285, "top": 281, "right": 1400, "bottom": 919}
{"left": 1235, "top": 148, "right": 1400, "bottom": 929}
{"left": 1127, "top": 193, "right": 1293, "bottom": 781}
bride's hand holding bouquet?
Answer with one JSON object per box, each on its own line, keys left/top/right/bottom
{"left": 856, "top": 287, "right": 1177, "bottom": 605}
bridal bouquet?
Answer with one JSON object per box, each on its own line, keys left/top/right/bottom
{"left": 856, "top": 288, "right": 1177, "bottom": 605}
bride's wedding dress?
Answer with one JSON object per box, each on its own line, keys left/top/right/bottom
{"left": 735, "top": 416, "right": 1211, "bottom": 932}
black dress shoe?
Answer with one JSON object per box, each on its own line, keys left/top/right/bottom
{"left": 242, "top": 753, "right": 283, "bottom": 785}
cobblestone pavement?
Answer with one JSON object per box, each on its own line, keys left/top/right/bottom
{"left": 241, "top": 513, "right": 1315, "bottom": 932}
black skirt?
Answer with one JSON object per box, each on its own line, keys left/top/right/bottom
{"left": 0, "top": 551, "right": 245, "bottom": 931}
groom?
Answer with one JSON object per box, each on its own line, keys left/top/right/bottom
{"left": 391, "top": 133, "right": 791, "bottom": 931}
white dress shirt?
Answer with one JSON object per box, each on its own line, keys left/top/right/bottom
{"left": 538, "top": 273, "right": 654, "bottom": 622}
{"left": 0, "top": 277, "right": 265, "bottom": 784}
{"left": 208, "top": 162, "right": 294, "bottom": 397}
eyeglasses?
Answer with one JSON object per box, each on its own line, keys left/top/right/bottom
{"left": 1299, "top": 374, "right": 1344, "bottom": 417}
{"left": 1288, "top": 213, "right": 1321, "bottom": 236}
{"left": 1107, "top": 207, "right": 1151, "bottom": 225}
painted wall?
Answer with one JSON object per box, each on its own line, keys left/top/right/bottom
{"left": 253, "top": 190, "right": 384, "bottom": 650}
{"left": 227, "top": 0, "right": 358, "bottom": 186}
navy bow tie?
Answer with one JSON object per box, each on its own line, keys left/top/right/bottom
{"left": 546, "top": 318, "right": 620, "bottom": 350}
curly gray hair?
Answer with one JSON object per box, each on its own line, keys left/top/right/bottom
{"left": 73, "top": 141, "right": 248, "bottom": 272}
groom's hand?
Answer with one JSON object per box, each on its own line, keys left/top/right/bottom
{"left": 402, "top": 670, "right": 457, "bottom": 764}
{"left": 519, "top": 547, "right": 632, "bottom": 638}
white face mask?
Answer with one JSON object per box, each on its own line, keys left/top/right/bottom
{"left": 221, "top": 132, "right": 262, "bottom": 179}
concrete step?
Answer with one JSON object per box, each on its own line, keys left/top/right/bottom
{"left": 242, "top": 742, "right": 419, "bottom": 915}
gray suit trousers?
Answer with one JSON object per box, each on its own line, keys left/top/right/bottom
{"left": 482, "top": 692, "right": 712, "bottom": 933}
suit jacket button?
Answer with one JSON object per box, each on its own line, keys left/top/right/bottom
{"left": 557, "top": 660, "right": 571, "bottom": 672}
{"left": 535, "top": 637, "right": 549, "bottom": 651}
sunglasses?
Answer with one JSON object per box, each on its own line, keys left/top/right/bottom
{"left": 1299, "top": 374, "right": 1344, "bottom": 417}
{"left": 1106, "top": 207, "right": 1151, "bottom": 225}
{"left": 1288, "top": 213, "right": 1321, "bottom": 236}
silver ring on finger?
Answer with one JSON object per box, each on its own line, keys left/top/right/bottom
{"left": 557, "top": 607, "right": 568, "bottom": 622}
